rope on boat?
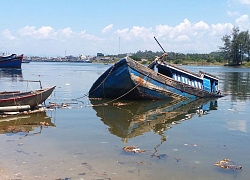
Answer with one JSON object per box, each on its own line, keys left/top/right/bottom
{"left": 27, "top": 81, "right": 34, "bottom": 92}
{"left": 90, "top": 72, "right": 152, "bottom": 107}
{"left": 13, "top": 92, "right": 19, "bottom": 107}
{"left": 71, "top": 92, "right": 89, "bottom": 101}
{"left": 70, "top": 65, "right": 116, "bottom": 102}
{"left": 88, "top": 64, "right": 116, "bottom": 96}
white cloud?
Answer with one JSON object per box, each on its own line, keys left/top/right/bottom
{"left": 130, "top": 26, "right": 153, "bottom": 39}
{"left": 116, "top": 28, "right": 130, "bottom": 40}
{"left": 18, "top": 26, "right": 36, "bottom": 36}
{"left": 19, "top": 26, "right": 56, "bottom": 39}
{"left": 175, "top": 19, "right": 191, "bottom": 32}
{"left": 116, "top": 26, "right": 153, "bottom": 40}
{"left": 175, "top": 35, "right": 191, "bottom": 42}
{"left": 0, "top": 16, "right": 241, "bottom": 56}
{"left": 236, "top": 14, "right": 250, "bottom": 30}
{"left": 227, "top": 11, "right": 240, "bottom": 17}
{"left": 38, "top": 26, "right": 56, "bottom": 38}
{"left": 169, "top": 19, "right": 192, "bottom": 39}
{"left": 193, "top": 21, "right": 210, "bottom": 31}
{"left": 155, "top": 25, "right": 173, "bottom": 37}
{"left": 115, "top": 26, "right": 155, "bottom": 52}
{"left": 238, "top": 0, "right": 250, "bottom": 5}
{"left": 113, "top": 18, "right": 236, "bottom": 53}
{"left": 102, "top": 24, "right": 113, "bottom": 33}
{"left": 116, "top": 28, "right": 129, "bottom": 34}
{"left": 61, "top": 27, "right": 73, "bottom": 37}
{"left": 2, "top": 29, "right": 16, "bottom": 40}
{"left": 79, "top": 30, "right": 103, "bottom": 41}
{"left": 155, "top": 19, "right": 209, "bottom": 42}
{"left": 210, "top": 23, "right": 234, "bottom": 36}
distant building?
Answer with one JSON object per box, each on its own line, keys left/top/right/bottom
{"left": 97, "top": 53, "right": 104, "bottom": 57}
{"left": 96, "top": 53, "right": 105, "bottom": 61}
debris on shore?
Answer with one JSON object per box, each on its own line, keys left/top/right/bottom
{"left": 0, "top": 107, "right": 46, "bottom": 117}
{"left": 122, "top": 146, "right": 146, "bottom": 153}
{"left": 214, "top": 159, "right": 242, "bottom": 170}
{"left": 47, "top": 102, "right": 71, "bottom": 109}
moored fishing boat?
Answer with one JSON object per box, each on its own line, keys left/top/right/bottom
{"left": 88, "top": 53, "right": 223, "bottom": 101}
{"left": 0, "top": 54, "right": 23, "bottom": 68}
{"left": 0, "top": 86, "right": 56, "bottom": 111}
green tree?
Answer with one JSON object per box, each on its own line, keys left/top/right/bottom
{"left": 243, "top": 30, "right": 250, "bottom": 62}
{"left": 220, "top": 27, "right": 250, "bottom": 65}
{"left": 129, "top": 54, "right": 141, "bottom": 61}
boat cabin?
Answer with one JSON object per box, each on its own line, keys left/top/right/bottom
{"left": 155, "top": 62, "right": 219, "bottom": 94}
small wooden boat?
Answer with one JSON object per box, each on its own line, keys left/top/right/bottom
{"left": 0, "top": 54, "right": 23, "bottom": 68}
{"left": 89, "top": 53, "right": 223, "bottom": 100}
{"left": 0, "top": 86, "right": 56, "bottom": 110}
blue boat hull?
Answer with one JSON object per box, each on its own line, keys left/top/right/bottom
{"left": 0, "top": 54, "right": 23, "bottom": 68}
{"left": 89, "top": 57, "right": 222, "bottom": 100}
{"left": 89, "top": 59, "right": 145, "bottom": 99}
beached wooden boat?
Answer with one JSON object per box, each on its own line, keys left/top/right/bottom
{"left": 0, "top": 86, "right": 56, "bottom": 110}
{"left": 89, "top": 54, "right": 223, "bottom": 100}
{"left": 0, "top": 54, "right": 23, "bottom": 68}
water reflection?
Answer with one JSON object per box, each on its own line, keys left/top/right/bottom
{"left": 0, "top": 68, "right": 23, "bottom": 81}
{"left": 221, "top": 71, "right": 250, "bottom": 100}
{"left": 0, "top": 112, "right": 55, "bottom": 136}
{"left": 91, "top": 98, "right": 218, "bottom": 142}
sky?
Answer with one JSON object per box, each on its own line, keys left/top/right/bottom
{"left": 1, "top": 0, "right": 250, "bottom": 57}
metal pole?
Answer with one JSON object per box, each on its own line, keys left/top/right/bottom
{"left": 154, "top": 36, "right": 166, "bottom": 53}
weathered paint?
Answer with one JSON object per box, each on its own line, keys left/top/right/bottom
{"left": 88, "top": 57, "right": 223, "bottom": 100}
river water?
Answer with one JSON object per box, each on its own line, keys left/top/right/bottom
{"left": 0, "top": 62, "right": 249, "bottom": 180}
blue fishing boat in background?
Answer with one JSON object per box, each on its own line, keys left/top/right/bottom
{"left": 89, "top": 53, "right": 223, "bottom": 101}
{"left": 0, "top": 54, "right": 23, "bottom": 68}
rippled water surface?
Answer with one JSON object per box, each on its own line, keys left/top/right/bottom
{"left": 0, "top": 62, "right": 250, "bottom": 180}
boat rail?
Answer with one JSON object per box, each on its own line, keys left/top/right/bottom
{"left": 127, "top": 57, "right": 222, "bottom": 98}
